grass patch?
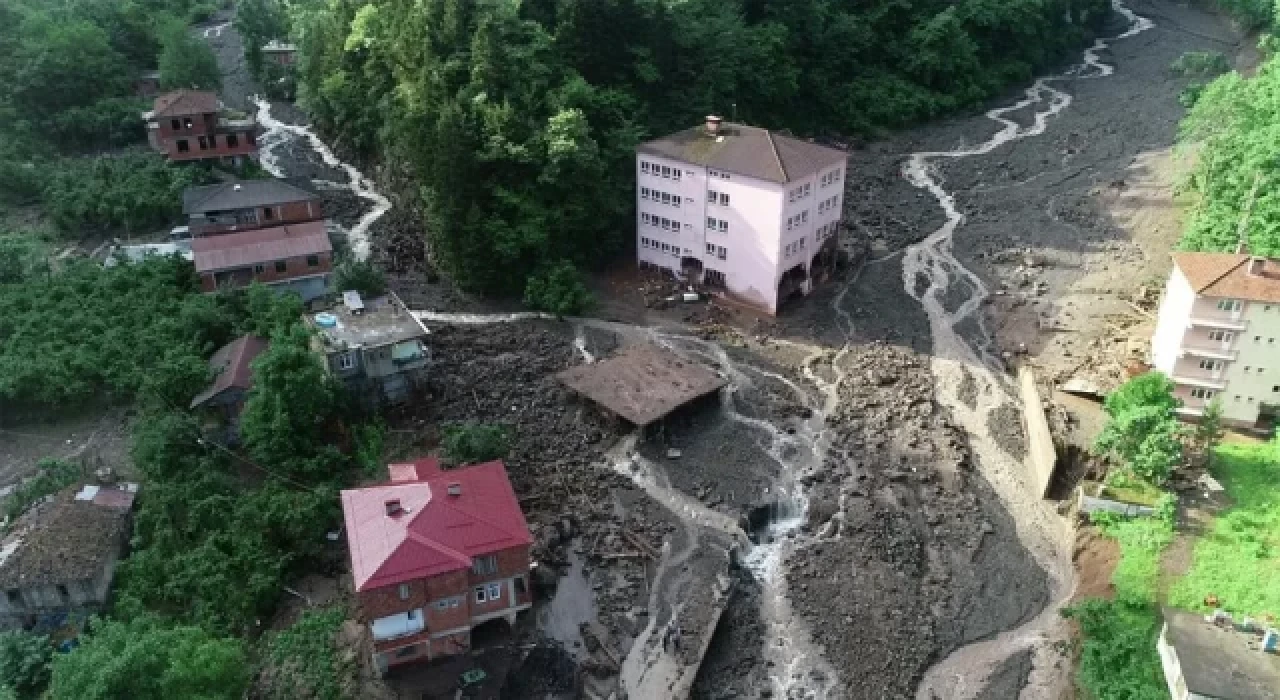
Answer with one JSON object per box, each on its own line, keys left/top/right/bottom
{"left": 1062, "top": 599, "right": 1169, "bottom": 700}
{"left": 1168, "top": 441, "right": 1280, "bottom": 617}
{"left": 1093, "top": 511, "right": 1176, "bottom": 603}
{"left": 1100, "top": 474, "right": 1165, "bottom": 507}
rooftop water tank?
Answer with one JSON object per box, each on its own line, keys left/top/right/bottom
{"left": 314, "top": 312, "right": 338, "bottom": 328}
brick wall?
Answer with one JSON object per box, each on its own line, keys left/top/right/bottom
{"left": 193, "top": 198, "right": 323, "bottom": 237}
{"left": 167, "top": 129, "right": 258, "bottom": 162}
{"left": 201, "top": 252, "right": 332, "bottom": 292}
{"left": 357, "top": 545, "right": 531, "bottom": 624}
{"left": 156, "top": 113, "right": 215, "bottom": 140}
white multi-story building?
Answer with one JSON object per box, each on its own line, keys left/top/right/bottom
{"left": 1151, "top": 251, "right": 1280, "bottom": 428}
{"left": 635, "top": 116, "right": 848, "bottom": 314}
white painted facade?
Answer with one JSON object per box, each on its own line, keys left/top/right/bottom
{"left": 1151, "top": 265, "right": 1280, "bottom": 426}
{"left": 635, "top": 153, "right": 844, "bottom": 314}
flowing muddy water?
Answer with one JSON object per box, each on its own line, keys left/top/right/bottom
{"left": 248, "top": 4, "right": 1153, "bottom": 691}
{"left": 903, "top": 3, "right": 1153, "bottom": 698}
{"left": 251, "top": 97, "right": 391, "bottom": 261}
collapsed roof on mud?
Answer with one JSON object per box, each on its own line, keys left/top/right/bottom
{"left": 555, "top": 343, "right": 727, "bottom": 426}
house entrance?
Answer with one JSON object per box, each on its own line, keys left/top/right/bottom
{"left": 777, "top": 263, "right": 809, "bottom": 305}
{"left": 681, "top": 256, "right": 704, "bottom": 282}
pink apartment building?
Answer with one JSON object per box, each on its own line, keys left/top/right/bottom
{"left": 636, "top": 116, "right": 848, "bottom": 314}
{"left": 1151, "top": 251, "right": 1280, "bottom": 428}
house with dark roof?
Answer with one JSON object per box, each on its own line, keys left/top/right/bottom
{"left": 192, "top": 220, "right": 332, "bottom": 301}
{"left": 0, "top": 483, "right": 138, "bottom": 628}
{"left": 1157, "top": 608, "right": 1280, "bottom": 699}
{"left": 1152, "top": 251, "right": 1280, "bottom": 428}
{"left": 183, "top": 179, "right": 323, "bottom": 237}
{"left": 142, "top": 90, "right": 259, "bottom": 165}
{"left": 636, "top": 116, "right": 848, "bottom": 314}
{"left": 340, "top": 457, "right": 533, "bottom": 674}
{"left": 190, "top": 335, "right": 268, "bottom": 422}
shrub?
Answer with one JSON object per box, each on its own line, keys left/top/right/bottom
{"left": 262, "top": 607, "right": 349, "bottom": 700}
{"left": 0, "top": 631, "right": 52, "bottom": 700}
{"left": 1171, "top": 51, "right": 1230, "bottom": 77}
{"left": 442, "top": 422, "right": 511, "bottom": 464}
{"left": 2, "top": 459, "right": 85, "bottom": 523}
{"left": 523, "top": 261, "right": 592, "bottom": 316}
{"left": 332, "top": 259, "right": 386, "bottom": 298}
{"left": 1061, "top": 600, "right": 1169, "bottom": 700}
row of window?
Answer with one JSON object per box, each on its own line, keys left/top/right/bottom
{"left": 640, "top": 237, "right": 681, "bottom": 257}
{"left": 708, "top": 169, "right": 731, "bottom": 180}
{"left": 706, "top": 217, "right": 729, "bottom": 233}
{"left": 641, "top": 212, "right": 682, "bottom": 231}
{"left": 705, "top": 243, "right": 727, "bottom": 260}
{"left": 1203, "top": 332, "right": 1274, "bottom": 345}
{"left": 817, "top": 195, "right": 840, "bottom": 214}
{"left": 1198, "top": 358, "right": 1268, "bottom": 374}
{"left": 1216, "top": 299, "right": 1243, "bottom": 312}
{"left": 640, "top": 187, "right": 682, "bottom": 207}
{"left": 707, "top": 190, "right": 731, "bottom": 206}
{"left": 1190, "top": 386, "right": 1280, "bottom": 401}
{"left": 175, "top": 131, "right": 249, "bottom": 153}
{"left": 786, "top": 211, "right": 809, "bottom": 230}
{"left": 816, "top": 222, "right": 838, "bottom": 240}
{"left": 819, "top": 169, "right": 844, "bottom": 187}
{"left": 640, "top": 160, "right": 684, "bottom": 181}
{"left": 788, "top": 183, "right": 812, "bottom": 203}
{"left": 784, "top": 237, "right": 807, "bottom": 258}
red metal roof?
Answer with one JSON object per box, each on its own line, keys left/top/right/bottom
{"left": 191, "top": 220, "right": 330, "bottom": 272}
{"left": 341, "top": 459, "right": 533, "bottom": 592}
{"left": 151, "top": 89, "right": 218, "bottom": 118}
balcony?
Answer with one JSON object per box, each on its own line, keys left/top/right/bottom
{"left": 1187, "top": 316, "right": 1246, "bottom": 331}
{"left": 1170, "top": 374, "right": 1227, "bottom": 391}
{"left": 370, "top": 610, "right": 424, "bottom": 642}
{"left": 1179, "top": 345, "right": 1237, "bottom": 361}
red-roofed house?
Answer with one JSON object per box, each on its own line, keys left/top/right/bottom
{"left": 142, "top": 90, "right": 259, "bottom": 165}
{"left": 1153, "top": 251, "right": 1280, "bottom": 427}
{"left": 190, "top": 335, "right": 268, "bottom": 421}
{"left": 191, "top": 220, "right": 332, "bottom": 301}
{"left": 340, "top": 458, "right": 533, "bottom": 674}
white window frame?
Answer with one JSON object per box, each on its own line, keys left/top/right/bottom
{"left": 706, "top": 243, "right": 716, "bottom": 256}
{"left": 706, "top": 216, "right": 716, "bottom": 229}
{"left": 1207, "top": 330, "right": 1233, "bottom": 342}
{"left": 1216, "top": 298, "right": 1242, "bottom": 312}
{"left": 641, "top": 161, "right": 650, "bottom": 174}
{"left": 719, "top": 193, "right": 729, "bottom": 206}
{"left": 1198, "top": 359, "right": 1223, "bottom": 371}
{"left": 471, "top": 555, "right": 497, "bottom": 576}
{"left": 474, "top": 586, "right": 488, "bottom": 603}
{"left": 398, "top": 583, "right": 411, "bottom": 600}
{"left": 1190, "top": 388, "right": 1214, "bottom": 400}
{"left": 487, "top": 582, "right": 502, "bottom": 600}
{"left": 716, "top": 245, "right": 726, "bottom": 261}
{"left": 337, "top": 351, "right": 356, "bottom": 371}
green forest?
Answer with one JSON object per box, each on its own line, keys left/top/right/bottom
{"left": 279, "top": 0, "right": 1113, "bottom": 297}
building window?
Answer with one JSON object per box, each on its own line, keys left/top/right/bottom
{"left": 337, "top": 351, "right": 356, "bottom": 370}
{"left": 472, "top": 555, "right": 497, "bottom": 576}
{"left": 798, "top": 237, "right": 806, "bottom": 251}
{"left": 183, "top": 117, "right": 193, "bottom": 130}
{"left": 398, "top": 583, "right": 410, "bottom": 600}
{"left": 197, "top": 136, "right": 209, "bottom": 150}
{"left": 176, "top": 139, "right": 189, "bottom": 153}
{"left": 487, "top": 582, "right": 502, "bottom": 600}
{"left": 306, "top": 254, "right": 319, "bottom": 267}
{"left": 263, "top": 207, "right": 275, "bottom": 221}
{"left": 786, "top": 217, "right": 794, "bottom": 231}
{"left": 640, "top": 187, "right": 650, "bottom": 200}
{"left": 227, "top": 133, "right": 239, "bottom": 148}
{"left": 661, "top": 165, "right": 671, "bottom": 178}
{"left": 396, "top": 644, "right": 418, "bottom": 658}
{"left": 474, "top": 586, "right": 490, "bottom": 603}
{"left": 708, "top": 189, "right": 719, "bottom": 202}
{"left": 719, "top": 193, "right": 729, "bottom": 206}
{"left": 706, "top": 217, "right": 716, "bottom": 229}
{"left": 274, "top": 260, "right": 287, "bottom": 273}
{"left": 1260, "top": 367, "right": 1267, "bottom": 374}
{"left": 1198, "top": 359, "right": 1223, "bottom": 371}
{"left": 641, "top": 161, "right": 650, "bottom": 174}
{"left": 1190, "top": 388, "right": 1214, "bottom": 400}
{"left": 1207, "top": 330, "right": 1233, "bottom": 342}
{"left": 1216, "top": 298, "right": 1242, "bottom": 312}
{"left": 661, "top": 192, "right": 671, "bottom": 205}
{"left": 672, "top": 169, "right": 681, "bottom": 181}
{"left": 170, "top": 118, "right": 181, "bottom": 131}
{"left": 800, "top": 211, "right": 808, "bottom": 223}
{"left": 802, "top": 183, "right": 811, "bottom": 197}
{"left": 254, "top": 264, "right": 265, "bottom": 274}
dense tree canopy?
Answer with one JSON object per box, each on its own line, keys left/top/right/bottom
{"left": 281, "top": 0, "right": 1110, "bottom": 296}
{"left": 1095, "top": 373, "right": 1185, "bottom": 484}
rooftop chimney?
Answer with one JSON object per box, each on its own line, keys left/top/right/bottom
{"left": 385, "top": 499, "right": 403, "bottom": 516}
{"left": 1249, "top": 256, "right": 1266, "bottom": 277}
{"left": 705, "top": 115, "right": 723, "bottom": 136}
{"left": 446, "top": 482, "right": 462, "bottom": 497}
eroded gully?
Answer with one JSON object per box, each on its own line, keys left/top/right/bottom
{"left": 251, "top": 5, "right": 1151, "bottom": 694}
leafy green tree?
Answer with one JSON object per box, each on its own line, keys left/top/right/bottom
{"left": 239, "top": 326, "right": 341, "bottom": 472}
{"left": 1192, "top": 398, "right": 1225, "bottom": 467}
{"left": 0, "top": 631, "right": 52, "bottom": 700}
{"left": 333, "top": 259, "right": 387, "bottom": 298}
{"left": 239, "top": 283, "right": 305, "bottom": 338}
{"left": 5, "top": 19, "right": 129, "bottom": 119}
{"left": 158, "top": 23, "right": 222, "bottom": 91}
{"left": 48, "top": 617, "right": 248, "bottom": 700}
{"left": 442, "top": 422, "right": 511, "bottom": 464}
{"left": 1095, "top": 373, "right": 1185, "bottom": 483}
{"left": 523, "top": 260, "right": 593, "bottom": 315}
{"left": 235, "top": 0, "right": 289, "bottom": 79}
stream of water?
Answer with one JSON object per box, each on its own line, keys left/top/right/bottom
{"left": 903, "top": 3, "right": 1152, "bottom": 698}
{"left": 246, "top": 5, "right": 1151, "bottom": 692}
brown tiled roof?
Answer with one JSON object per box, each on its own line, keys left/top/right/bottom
{"left": 638, "top": 122, "right": 846, "bottom": 184}
{"left": 151, "top": 90, "right": 219, "bottom": 118}
{"left": 189, "top": 335, "right": 268, "bottom": 409}
{"left": 191, "top": 220, "right": 331, "bottom": 272}
{"left": 1173, "top": 252, "right": 1280, "bottom": 303}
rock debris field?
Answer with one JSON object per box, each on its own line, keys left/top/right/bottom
{"left": 216, "top": 0, "right": 1248, "bottom": 696}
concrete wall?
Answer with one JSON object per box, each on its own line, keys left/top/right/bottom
{"left": 1218, "top": 298, "right": 1280, "bottom": 423}
{"left": 0, "top": 547, "right": 119, "bottom": 619}
{"left": 1018, "top": 365, "right": 1057, "bottom": 498}
{"left": 635, "top": 153, "right": 788, "bottom": 312}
